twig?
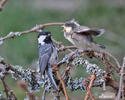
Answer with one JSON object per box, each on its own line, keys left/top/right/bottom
{"left": 58, "top": 46, "right": 76, "bottom": 52}
{"left": 102, "top": 51, "right": 121, "bottom": 68}
{"left": 117, "top": 56, "right": 125, "bottom": 100}
{"left": 1, "top": 22, "right": 64, "bottom": 41}
{"left": 58, "top": 65, "right": 71, "bottom": 93}
{"left": 1, "top": 77, "right": 9, "bottom": 97}
{"left": 53, "top": 64, "right": 69, "bottom": 100}
{"left": 84, "top": 74, "right": 96, "bottom": 100}
{"left": 52, "top": 38, "right": 74, "bottom": 52}
{"left": 1, "top": 77, "right": 17, "bottom": 100}
{"left": 0, "top": 0, "right": 8, "bottom": 11}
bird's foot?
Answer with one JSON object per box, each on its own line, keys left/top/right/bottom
{"left": 57, "top": 55, "right": 69, "bottom": 65}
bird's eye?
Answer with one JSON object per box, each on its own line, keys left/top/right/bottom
{"left": 47, "top": 34, "right": 51, "bottom": 36}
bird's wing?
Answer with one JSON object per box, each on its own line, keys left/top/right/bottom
{"left": 38, "top": 44, "right": 53, "bottom": 75}
{"left": 74, "top": 26, "right": 105, "bottom": 36}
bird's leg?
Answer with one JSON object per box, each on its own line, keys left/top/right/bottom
{"left": 57, "top": 55, "right": 69, "bottom": 65}
{"left": 74, "top": 49, "right": 80, "bottom": 57}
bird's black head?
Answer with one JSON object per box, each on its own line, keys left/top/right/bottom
{"left": 38, "top": 30, "right": 52, "bottom": 44}
{"left": 64, "top": 19, "right": 80, "bottom": 29}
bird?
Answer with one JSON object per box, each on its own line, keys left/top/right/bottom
{"left": 37, "top": 30, "right": 58, "bottom": 92}
{"left": 62, "top": 19, "right": 105, "bottom": 51}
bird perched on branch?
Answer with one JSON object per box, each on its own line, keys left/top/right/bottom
{"left": 62, "top": 19, "right": 105, "bottom": 51}
{"left": 37, "top": 30, "right": 58, "bottom": 92}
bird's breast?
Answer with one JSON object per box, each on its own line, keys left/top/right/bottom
{"left": 64, "top": 32, "right": 75, "bottom": 45}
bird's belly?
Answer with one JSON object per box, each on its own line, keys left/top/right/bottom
{"left": 73, "top": 39, "right": 89, "bottom": 49}
{"left": 64, "top": 33, "right": 92, "bottom": 50}
{"left": 72, "top": 34, "right": 90, "bottom": 49}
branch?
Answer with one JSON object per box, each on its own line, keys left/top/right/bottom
{"left": 0, "top": 0, "right": 8, "bottom": 11}
{"left": 0, "top": 22, "right": 64, "bottom": 41}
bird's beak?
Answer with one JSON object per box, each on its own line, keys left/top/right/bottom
{"left": 61, "top": 25, "right": 66, "bottom": 32}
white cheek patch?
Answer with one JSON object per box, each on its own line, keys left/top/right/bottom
{"left": 38, "top": 36, "right": 46, "bottom": 45}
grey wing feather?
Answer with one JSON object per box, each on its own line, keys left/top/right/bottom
{"left": 39, "top": 54, "right": 49, "bottom": 75}
{"left": 38, "top": 44, "right": 53, "bottom": 75}
{"left": 74, "top": 26, "right": 105, "bottom": 36}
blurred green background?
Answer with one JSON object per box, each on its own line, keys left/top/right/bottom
{"left": 0, "top": 0, "right": 125, "bottom": 99}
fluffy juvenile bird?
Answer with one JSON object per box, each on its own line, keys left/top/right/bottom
{"left": 38, "top": 30, "right": 58, "bottom": 92}
{"left": 62, "top": 19, "right": 105, "bottom": 51}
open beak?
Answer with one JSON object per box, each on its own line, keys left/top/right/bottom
{"left": 61, "top": 25, "right": 66, "bottom": 32}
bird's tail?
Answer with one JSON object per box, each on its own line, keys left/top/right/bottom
{"left": 47, "top": 67, "right": 58, "bottom": 92}
{"left": 92, "top": 41, "right": 106, "bottom": 50}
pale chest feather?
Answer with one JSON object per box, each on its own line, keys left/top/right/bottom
{"left": 64, "top": 32, "right": 75, "bottom": 45}
{"left": 64, "top": 32, "right": 90, "bottom": 49}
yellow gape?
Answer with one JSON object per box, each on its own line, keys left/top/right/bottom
{"left": 63, "top": 26, "right": 72, "bottom": 33}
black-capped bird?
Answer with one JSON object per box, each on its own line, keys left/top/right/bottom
{"left": 62, "top": 19, "right": 105, "bottom": 51}
{"left": 38, "top": 30, "right": 58, "bottom": 92}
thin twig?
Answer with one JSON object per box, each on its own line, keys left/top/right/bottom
{"left": 1, "top": 77, "right": 9, "bottom": 97}
{"left": 58, "top": 65, "right": 71, "bottom": 93}
{"left": 102, "top": 51, "right": 121, "bottom": 68}
{"left": 1, "top": 22, "right": 64, "bottom": 41}
{"left": 53, "top": 64, "right": 69, "bottom": 100}
{"left": 84, "top": 74, "right": 96, "bottom": 100}
{"left": 0, "top": 0, "right": 8, "bottom": 11}
{"left": 52, "top": 38, "right": 74, "bottom": 52}
{"left": 117, "top": 56, "right": 125, "bottom": 100}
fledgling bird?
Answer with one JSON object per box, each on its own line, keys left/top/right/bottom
{"left": 37, "top": 30, "right": 58, "bottom": 92}
{"left": 62, "top": 19, "right": 105, "bottom": 51}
